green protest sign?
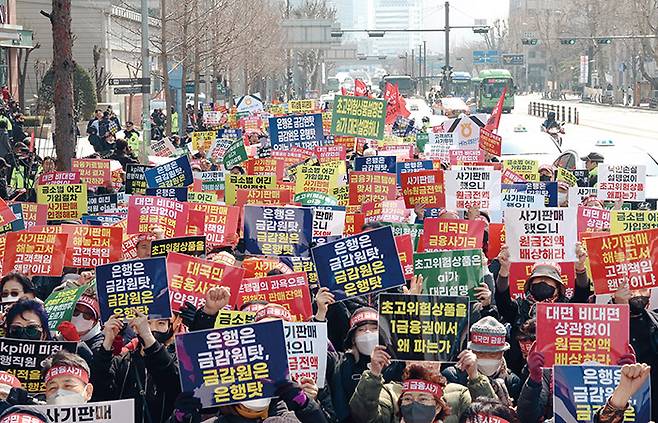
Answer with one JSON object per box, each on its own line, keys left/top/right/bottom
{"left": 294, "top": 192, "right": 339, "bottom": 206}
{"left": 382, "top": 222, "right": 424, "bottom": 249}
{"left": 44, "top": 284, "right": 89, "bottom": 331}
{"left": 413, "top": 249, "right": 484, "bottom": 300}
{"left": 330, "top": 95, "right": 386, "bottom": 140}
{"left": 223, "top": 140, "right": 248, "bottom": 170}
{"left": 416, "top": 133, "right": 429, "bottom": 152}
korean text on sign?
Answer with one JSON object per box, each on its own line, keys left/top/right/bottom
{"left": 235, "top": 272, "right": 313, "bottom": 322}
{"left": 597, "top": 164, "right": 646, "bottom": 202}
{"left": 505, "top": 208, "right": 578, "bottom": 261}
{"left": 243, "top": 206, "right": 313, "bottom": 257}
{"left": 126, "top": 195, "right": 189, "bottom": 238}
{"left": 444, "top": 169, "right": 502, "bottom": 210}
{"left": 348, "top": 171, "right": 396, "bottom": 205}
{"left": 3, "top": 232, "right": 68, "bottom": 276}
{"left": 284, "top": 322, "right": 328, "bottom": 387}
{"left": 330, "top": 95, "right": 386, "bottom": 140}
{"left": 413, "top": 249, "right": 483, "bottom": 300}
{"left": 422, "top": 218, "right": 485, "bottom": 252}
{"left": 37, "top": 183, "right": 87, "bottom": 220}
{"left": 400, "top": 170, "right": 445, "bottom": 208}
{"left": 610, "top": 210, "right": 658, "bottom": 234}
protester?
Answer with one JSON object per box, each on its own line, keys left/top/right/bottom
{"left": 4, "top": 299, "right": 51, "bottom": 340}
{"left": 42, "top": 350, "right": 94, "bottom": 405}
{"left": 580, "top": 152, "right": 604, "bottom": 187}
{"left": 595, "top": 363, "right": 651, "bottom": 423}
{"left": 0, "top": 272, "right": 36, "bottom": 303}
{"left": 0, "top": 373, "right": 21, "bottom": 401}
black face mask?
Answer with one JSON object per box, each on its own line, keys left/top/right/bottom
{"left": 400, "top": 402, "right": 437, "bottom": 423}
{"left": 629, "top": 296, "right": 650, "bottom": 315}
{"left": 151, "top": 325, "right": 174, "bottom": 345}
{"left": 8, "top": 325, "right": 43, "bottom": 340}
{"left": 540, "top": 174, "right": 552, "bottom": 182}
{"left": 530, "top": 282, "right": 557, "bottom": 301}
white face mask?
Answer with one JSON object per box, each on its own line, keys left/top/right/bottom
{"left": 477, "top": 359, "right": 502, "bottom": 377}
{"left": 71, "top": 315, "right": 94, "bottom": 334}
{"left": 558, "top": 192, "right": 568, "bottom": 206}
{"left": 47, "top": 388, "right": 87, "bottom": 405}
{"left": 242, "top": 398, "right": 271, "bottom": 411}
{"left": 354, "top": 331, "right": 379, "bottom": 356}
{"left": 1, "top": 294, "right": 19, "bottom": 304}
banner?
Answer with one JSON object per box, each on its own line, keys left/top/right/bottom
{"left": 362, "top": 200, "right": 407, "bottom": 224}
{"left": 225, "top": 174, "right": 276, "bottom": 205}
{"left": 422, "top": 218, "right": 485, "bottom": 252}
{"left": 188, "top": 203, "right": 240, "bottom": 247}
{"left": 502, "top": 182, "right": 557, "bottom": 207}
{"left": 554, "top": 365, "right": 651, "bottom": 423}
{"left": 268, "top": 114, "right": 325, "bottom": 150}
{"left": 198, "top": 171, "right": 225, "bottom": 191}
{"left": 150, "top": 137, "right": 176, "bottom": 157}
{"left": 400, "top": 170, "right": 445, "bottom": 208}
{"left": 145, "top": 156, "right": 194, "bottom": 188}
{"left": 597, "top": 164, "right": 646, "bottom": 202}
{"left": 585, "top": 229, "right": 658, "bottom": 294}
{"left": 294, "top": 192, "right": 339, "bottom": 207}
{"left": 235, "top": 272, "right": 313, "bottom": 321}
{"left": 191, "top": 131, "right": 217, "bottom": 151}
{"left": 312, "top": 226, "right": 404, "bottom": 300}
{"left": 37, "top": 183, "right": 87, "bottom": 220}
{"left": 243, "top": 205, "right": 313, "bottom": 256}
{"left": 127, "top": 195, "right": 189, "bottom": 238}
{"left": 166, "top": 252, "right": 244, "bottom": 312}
{"left": 87, "top": 193, "right": 119, "bottom": 215}
{"left": 0, "top": 339, "right": 76, "bottom": 393}
{"left": 125, "top": 164, "right": 151, "bottom": 195}
{"left": 505, "top": 208, "right": 578, "bottom": 261}
{"left": 449, "top": 149, "right": 485, "bottom": 166}
{"left": 151, "top": 235, "right": 206, "bottom": 257}
{"left": 422, "top": 133, "right": 454, "bottom": 161}
{"left": 478, "top": 127, "right": 502, "bottom": 156}
{"left": 508, "top": 262, "right": 575, "bottom": 300}
{"left": 396, "top": 160, "right": 434, "bottom": 185}
{"left": 284, "top": 321, "right": 328, "bottom": 388}
{"left": 314, "top": 145, "right": 346, "bottom": 164}
{"left": 535, "top": 303, "right": 629, "bottom": 367}
{"left": 145, "top": 187, "right": 188, "bottom": 202}
{"left": 175, "top": 320, "right": 289, "bottom": 407}
{"left": 414, "top": 249, "right": 483, "bottom": 299}
{"left": 71, "top": 159, "right": 111, "bottom": 189}
{"left": 379, "top": 293, "right": 469, "bottom": 362}
{"left": 289, "top": 99, "right": 315, "bottom": 114}
{"left": 295, "top": 163, "right": 342, "bottom": 194}
{"left": 37, "top": 171, "right": 81, "bottom": 187}
{"left": 215, "top": 310, "right": 256, "bottom": 328}
{"left": 348, "top": 171, "right": 396, "bottom": 205}
{"left": 354, "top": 156, "right": 396, "bottom": 173}
{"left": 445, "top": 169, "right": 502, "bottom": 210}
{"left": 610, "top": 210, "right": 658, "bottom": 234}
{"left": 3, "top": 232, "right": 67, "bottom": 276}
{"left": 96, "top": 257, "right": 172, "bottom": 321}
{"left": 245, "top": 158, "right": 285, "bottom": 180}
{"left": 577, "top": 205, "right": 610, "bottom": 233}
{"left": 36, "top": 399, "right": 135, "bottom": 423}
{"left": 44, "top": 284, "right": 89, "bottom": 331}
{"left": 331, "top": 95, "right": 386, "bottom": 140}
{"left": 188, "top": 190, "right": 217, "bottom": 204}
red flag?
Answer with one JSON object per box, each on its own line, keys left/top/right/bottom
{"left": 354, "top": 79, "right": 368, "bottom": 97}
{"left": 341, "top": 86, "right": 347, "bottom": 96}
{"left": 484, "top": 86, "right": 507, "bottom": 132}
{"left": 384, "top": 83, "right": 410, "bottom": 124}
{"left": 398, "top": 92, "right": 410, "bottom": 119}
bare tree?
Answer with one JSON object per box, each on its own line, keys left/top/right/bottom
{"left": 92, "top": 45, "right": 111, "bottom": 103}
{"left": 17, "top": 40, "right": 40, "bottom": 110}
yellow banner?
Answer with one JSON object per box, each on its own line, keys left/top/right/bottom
{"left": 332, "top": 185, "right": 350, "bottom": 206}
{"left": 610, "top": 210, "right": 658, "bottom": 234}
{"left": 225, "top": 174, "right": 276, "bottom": 205}
{"left": 503, "top": 159, "right": 539, "bottom": 182}
{"left": 269, "top": 104, "right": 286, "bottom": 115}
{"left": 288, "top": 99, "right": 316, "bottom": 114}
{"left": 188, "top": 191, "right": 218, "bottom": 204}
{"left": 36, "top": 183, "right": 88, "bottom": 220}
{"left": 191, "top": 131, "right": 217, "bottom": 151}
{"left": 295, "top": 162, "right": 344, "bottom": 194}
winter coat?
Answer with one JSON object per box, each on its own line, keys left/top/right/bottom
{"left": 516, "top": 369, "right": 553, "bottom": 423}
{"left": 441, "top": 366, "right": 522, "bottom": 405}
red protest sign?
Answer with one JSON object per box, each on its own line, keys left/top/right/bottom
{"left": 577, "top": 205, "right": 611, "bottom": 233}
{"left": 348, "top": 171, "right": 396, "bottom": 205}
{"left": 400, "top": 169, "right": 445, "bottom": 208}
{"left": 271, "top": 150, "right": 310, "bottom": 168}
{"left": 332, "top": 136, "right": 356, "bottom": 151}
{"left": 395, "top": 234, "right": 414, "bottom": 279}
{"left": 479, "top": 128, "right": 502, "bottom": 156}
{"left": 166, "top": 252, "right": 245, "bottom": 312}
{"left": 71, "top": 159, "right": 111, "bottom": 189}
{"left": 449, "top": 149, "right": 485, "bottom": 165}
{"left": 536, "top": 303, "right": 629, "bottom": 367}
{"left": 486, "top": 223, "right": 505, "bottom": 261}
{"left": 508, "top": 262, "right": 576, "bottom": 300}
{"left": 585, "top": 229, "right": 658, "bottom": 294}
{"left": 344, "top": 213, "right": 365, "bottom": 236}
{"left": 15, "top": 203, "right": 48, "bottom": 230}
{"left": 363, "top": 200, "right": 408, "bottom": 224}
{"left": 4, "top": 232, "right": 68, "bottom": 276}
{"left": 241, "top": 257, "right": 281, "bottom": 278}
{"left": 127, "top": 195, "right": 189, "bottom": 238}
{"left": 579, "top": 230, "right": 609, "bottom": 242}
{"left": 501, "top": 168, "right": 528, "bottom": 184}
{"left": 37, "top": 171, "right": 81, "bottom": 186}
{"left": 421, "top": 218, "right": 485, "bottom": 252}
{"left": 60, "top": 225, "right": 122, "bottom": 268}
{"left": 379, "top": 144, "right": 414, "bottom": 160}
{"left": 315, "top": 145, "right": 346, "bottom": 163}
{"left": 245, "top": 158, "right": 285, "bottom": 180}
{"left": 0, "top": 198, "right": 15, "bottom": 227}
{"left": 235, "top": 189, "right": 293, "bottom": 207}
{"left": 187, "top": 203, "right": 240, "bottom": 247}
{"left": 235, "top": 271, "right": 313, "bottom": 321}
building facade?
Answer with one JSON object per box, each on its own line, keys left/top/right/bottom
{"left": 0, "top": 0, "right": 34, "bottom": 100}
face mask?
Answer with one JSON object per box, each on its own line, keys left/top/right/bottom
{"left": 80, "top": 323, "right": 102, "bottom": 342}
{"left": 8, "top": 325, "right": 42, "bottom": 340}
{"left": 47, "top": 388, "right": 87, "bottom": 405}
{"left": 477, "top": 358, "right": 502, "bottom": 377}
{"left": 558, "top": 192, "right": 568, "bottom": 206}
{"left": 241, "top": 397, "right": 271, "bottom": 411}
{"left": 530, "top": 282, "right": 556, "bottom": 302}
{"left": 539, "top": 175, "right": 552, "bottom": 182}
{"left": 152, "top": 325, "right": 174, "bottom": 345}
{"left": 1, "top": 294, "right": 19, "bottom": 304}
{"left": 400, "top": 402, "right": 437, "bottom": 423}
{"left": 629, "top": 296, "right": 650, "bottom": 315}
{"left": 354, "top": 331, "right": 378, "bottom": 356}
{"left": 71, "top": 315, "right": 94, "bottom": 334}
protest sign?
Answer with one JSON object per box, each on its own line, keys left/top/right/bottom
{"left": 225, "top": 174, "right": 276, "bottom": 205}
{"left": 400, "top": 169, "right": 445, "bottom": 208}
{"left": 449, "top": 149, "right": 485, "bottom": 165}
{"left": 145, "top": 187, "right": 188, "bottom": 202}
{"left": 478, "top": 127, "right": 502, "bottom": 156}
{"left": 44, "top": 284, "right": 89, "bottom": 331}
{"left": 188, "top": 203, "right": 240, "bottom": 247}
{"left": 63, "top": 225, "right": 123, "bottom": 268}
{"left": 151, "top": 235, "right": 206, "bottom": 257}
{"left": 396, "top": 160, "right": 434, "bottom": 185}
{"left": 503, "top": 159, "right": 539, "bottom": 181}
{"left": 71, "top": 159, "right": 111, "bottom": 189}
{"left": 313, "top": 207, "right": 346, "bottom": 238}
{"left": 505, "top": 208, "right": 578, "bottom": 261}
{"left": 126, "top": 195, "right": 189, "bottom": 237}
{"left": 87, "top": 193, "right": 119, "bottom": 215}
{"left": 314, "top": 145, "right": 346, "bottom": 163}
{"left": 502, "top": 182, "right": 558, "bottom": 207}
{"left": 3, "top": 232, "right": 67, "bottom": 276}
{"left": 554, "top": 365, "right": 651, "bottom": 423}
{"left": 0, "top": 339, "right": 76, "bottom": 393}
{"left": 395, "top": 234, "right": 414, "bottom": 280}
{"left": 312, "top": 226, "right": 404, "bottom": 300}
{"left": 569, "top": 186, "right": 598, "bottom": 208}
{"left": 422, "top": 133, "right": 453, "bottom": 161}
{"left": 245, "top": 158, "right": 285, "bottom": 180}
{"left": 243, "top": 206, "right": 313, "bottom": 256}
{"left": 413, "top": 249, "right": 483, "bottom": 299}
{"left": 597, "top": 164, "right": 646, "bottom": 202}
{"left": 175, "top": 320, "right": 289, "bottom": 407}
{"left": 444, "top": 169, "right": 502, "bottom": 210}
{"left": 557, "top": 167, "right": 578, "bottom": 187}
{"left": 145, "top": 156, "right": 194, "bottom": 188}
{"left": 331, "top": 95, "right": 386, "bottom": 140}
{"left": 191, "top": 131, "right": 217, "bottom": 151}
{"left": 500, "top": 190, "right": 544, "bottom": 208}
{"left": 378, "top": 144, "right": 414, "bottom": 161}
{"left": 284, "top": 322, "right": 328, "bottom": 387}
{"left": 354, "top": 156, "right": 396, "bottom": 173}
{"left": 215, "top": 310, "right": 256, "bottom": 328}
{"left": 379, "top": 293, "right": 469, "bottom": 362}
{"left": 294, "top": 164, "right": 342, "bottom": 194}
{"left": 268, "top": 114, "right": 325, "bottom": 150}
{"left": 585, "top": 229, "right": 658, "bottom": 294}
{"left": 150, "top": 137, "right": 177, "bottom": 157}
{"left": 362, "top": 200, "right": 407, "bottom": 224}
{"left": 343, "top": 212, "right": 364, "bottom": 236}
{"left": 289, "top": 99, "right": 315, "bottom": 114}
{"left": 96, "top": 257, "right": 171, "bottom": 321}
{"left": 348, "top": 171, "right": 396, "bottom": 205}
{"left": 610, "top": 210, "right": 658, "bottom": 233}
{"left": 421, "top": 218, "right": 485, "bottom": 252}
{"left": 199, "top": 171, "right": 225, "bottom": 191}
{"left": 0, "top": 199, "right": 15, "bottom": 228}
{"left": 0, "top": 203, "right": 23, "bottom": 234}
{"left": 125, "top": 164, "right": 151, "bottom": 195}
{"left": 508, "top": 262, "right": 576, "bottom": 300}
{"left": 577, "top": 205, "right": 610, "bottom": 233}
{"left": 36, "top": 399, "right": 135, "bottom": 423}
{"left": 206, "top": 136, "right": 234, "bottom": 164}
{"left": 37, "top": 183, "right": 87, "bottom": 220}
{"left": 37, "top": 171, "right": 81, "bottom": 187}
{"left": 188, "top": 190, "right": 217, "bottom": 204}
{"left": 294, "top": 192, "right": 339, "bottom": 206}
{"left": 535, "top": 303, "right": 629, "bottom": 366}
{"left": 166, "top": 252, "right": 244, "bottom": 312}
{"left": 235, "top": 189, "right": 292, "bottom": 207}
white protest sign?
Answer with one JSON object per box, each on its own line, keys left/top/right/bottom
{"left": 313, "top": 208, "right": 346, "bottom": 237}
{"left": 501, "top": 192, "right": 545, "bottom": 209}
{"left": 444, "top": 168, "right": 501, "bottom": 210}
{"left": 203, "top": 111, "right": 222, "bottom": 126}
{"left": 444, "top": 114, "right": 487, "bottom": 150}
{"left": 236, "top": 94, "right": 264, "bottom": 114}
{"left": 505, "top": 208, "right": 578, "bottom": 262}
{"left": 284, "top": 321, "right": 328, "bottom": 388}
{"left": 150, "top": 137, "right": 176, "bottom": 157}
{"left": 569, "top": 186, "right": 597, "bottom": 207}
{"left": 597, "top": 164, "right": 646, "bottom": 202}
{"left": 423, "top": 133, "right": 454, "bottom": 161}
{"left": 37, "top": 399, "right": 135, "bottom": 423}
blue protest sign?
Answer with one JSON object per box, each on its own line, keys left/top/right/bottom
{"left": 396, "top": 160, "right": 434, "bottom": 185}
{"left": 175, "top": 320, "right": 290, "bottom": 407}
{"left": 145, "top": 187, "right": 189, "bottom": 202}
{"left": 354, "top": 156, "right": 396, "bottom": 174}
{"left": 554, "top": 365, "right": 651, "bottom": 423}
{"left": 311, "top": 226, "right": 405, "bottom": 300}
{"left": 95, "top": 257, "right": 171, "bottom": 322}
{"left": 145, "top": 156, "right": 193, "bottom": 188}
{"left": 243, "top": 205, "right": 313, "bottom": 257}
{"left": 81, "top": 215, "right": 124, "bottom": 226}
{"left": 268, "top": 113, "right": 324, "bottom": 150}
{"left": 218, "top": 128, "right": 243, "bottom": 140}
{"left": 502, "top": 182, "right": 558, "bottom": 207}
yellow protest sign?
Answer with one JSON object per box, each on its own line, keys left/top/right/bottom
{"left": 36, "top": 183, "right": 88, "bottom": 220}
{"left": 188, "top": 191, "right": 218, "bottom": 204}
{"left": 610, "top": 210, "right": 658, "bottom": 234}
{"left": 214, "top": 310, "right": 256, "bottom": 328}
{"left": 295, "top": 162, "right": 344, "bottom": 194}
{"left": 269, "top": 104, "right": 286, "bottom": 115}
{"left": 503, "top": 159, "right": 539, "bottom": 182}
{"left": 331, "top": 185, "right": 350, "bottom": 206}
{"left": 288, "top": 99, "right": 315, "bottom": 114}
{"left": 556, "top": 167, "right": 577, "bottom": 187}
{"left": 191, "top": 131, "right": 217, "bottom": 151}
{"left": 225, "top": 174, "right": 276, "bottom": 205}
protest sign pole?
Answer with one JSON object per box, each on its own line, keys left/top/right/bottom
{"left": 140, "top": 0, "right": 151, "bottom": 162}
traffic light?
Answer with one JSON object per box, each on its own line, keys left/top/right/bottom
{"left": 560, "top": 38, "right": 577, "bottom": 45}
{"left": 596, "top": 38, "right": 612, "bottom": 45}
{"left": 521, "top": 38, "right": 538, "bottom": 45}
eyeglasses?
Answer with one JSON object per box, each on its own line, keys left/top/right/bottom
{"left": 1, "top": 291, "right": 21, "bottom": 298}
{"left": 73, "top": 309, "right": 95, "bottom": 321}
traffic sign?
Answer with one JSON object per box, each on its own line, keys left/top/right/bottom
{"left": 473, "top": 50, "right": 499, "bottom": 65}
{"left": 501, "top": 54, "right": 524, "bottom": 66}
{"left": 109, "top": 77, "right": 151, "bottom": 86}
{"left": 113, "top": 86, "right": 150, "bottom": 95}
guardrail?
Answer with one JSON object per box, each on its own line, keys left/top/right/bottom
{"left": 527, "top": 101, "right": 579, "bottom": 125}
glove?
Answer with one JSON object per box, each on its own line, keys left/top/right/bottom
{"left": 7, "top": 387, "right": 32, "bottom": 405}
{"left": 179, "top": 302, "right": 197, "bottom": 328}
{"left": 111, "top": 334, "right": 125, "bottom": 356}
{"left": 57, "top": 322, "right": 80, "bottom": 342}
{"left": 275, "top": 380, "right": 308, "bottom": 410}
{"left": 527, "top": 351, "right": 544, "bottom": 384}
{"left": 173, "top": 392, "right": 202, "bottom": 423}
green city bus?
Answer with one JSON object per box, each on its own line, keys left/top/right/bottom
{"left": 476, "top": 69, "right": 514, "bottom": 113}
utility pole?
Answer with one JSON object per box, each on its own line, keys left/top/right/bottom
{"left": 140, "top": 0, "right": 150, "bottom": 161}
{"left": 423, "top": 40, "right": 427, "bottom": 97}
{"left": 418, "top": 43, "right": 422, "bottom": 95}
{"left": 444, "top": 0, "right": 450, "bottom": 96}
{"left": 286, "top": 0, "right": 291, "bottom": 101}
{"left": 411, "top": 49, "right": 415, "bottom": 77}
